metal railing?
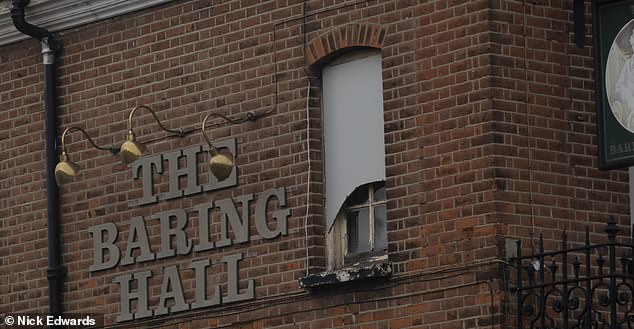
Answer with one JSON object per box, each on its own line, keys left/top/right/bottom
{"left": 513, "top": 218, "right": 634, "bottom": 329}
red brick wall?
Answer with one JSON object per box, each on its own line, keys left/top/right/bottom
{"left": 487, "top": 0, "right": 630, "bottom": 250}
{"left": 0, "top": 0, "right": 629, "bottom": 328}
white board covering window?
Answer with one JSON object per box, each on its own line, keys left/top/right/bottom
{"left": 322, "top": 50, "right": 386, "bottom": 232}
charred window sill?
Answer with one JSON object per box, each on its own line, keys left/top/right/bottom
{"left": 298, "top": 261, "right": 392, "bottom": 289}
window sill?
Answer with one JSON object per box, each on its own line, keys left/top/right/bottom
{"left": 298, "top": 261, "right": 392, "bottom": 289}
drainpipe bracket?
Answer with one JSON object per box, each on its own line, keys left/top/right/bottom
{"left": 46, "top": 266, "right": 66, "bottom": 280}
{"left": 41, "top": 37, "right": 56, "bottom": 64}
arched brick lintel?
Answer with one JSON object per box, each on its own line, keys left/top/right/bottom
{"left": 305, "top": 23, "right": 386, "bottom": 67}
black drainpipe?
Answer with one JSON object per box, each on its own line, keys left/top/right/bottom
{"left": 11, "top": 0, "right": 64, "bottom": 320}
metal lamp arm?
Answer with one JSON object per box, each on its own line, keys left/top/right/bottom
{"left": 201, "top": 112, "right": 242, "bottom": 152}
{"left": 128, "top": 105, "right": 184, "bottom": 136}
{"left": 60, "top": 126, "right": 120, "bottom": 155}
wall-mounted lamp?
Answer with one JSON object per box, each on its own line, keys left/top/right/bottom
{"left": 120, "top": 105, "right": 186, "bottom": 165}
{"left": 199, "top": 110, "right": 256, "bottom": 181}
{"left": 55, "top": 127, "right": 119, "bottom": 185}
{"left": 201, "top": 112, "right": 242, "bottom": 181}
{"left": 57, "top": 105, "right": 259, "bottom": 185}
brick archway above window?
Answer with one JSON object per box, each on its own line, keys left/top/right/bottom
{"left": 305, "top": 23, "right": 386, "bottom": 67}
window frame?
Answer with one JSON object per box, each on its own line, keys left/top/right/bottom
{"left": 343, "top": 181, "right": 387, "bottom": 263}
{"left": 327, "top": 186, "right": 389, "bottom": 269}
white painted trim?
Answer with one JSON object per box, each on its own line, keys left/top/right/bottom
{"left": 0, "top": 0, "right": 174, "bottom": 46}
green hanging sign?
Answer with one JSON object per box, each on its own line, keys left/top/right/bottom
{"left": 594, "top": 0, "right": 634, "bottom": 169}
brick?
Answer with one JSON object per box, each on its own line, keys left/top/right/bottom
{"left": 1, "top": 1, "right": 628, "bottom": 328}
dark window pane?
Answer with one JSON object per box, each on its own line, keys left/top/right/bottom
{"left": 346, "top": 210, "right": 358, "bottom": 253}
{"left": 345, "top": 184, "right": 369, "bottom": 207}
{"left": 346, "top": 208, "right": 370, "bottom": 254}
{"left": 373, "top": 205, "right": 387, "bottom": 251}
{"left": 373, "top": 182, "right": 386, "bottom": 201}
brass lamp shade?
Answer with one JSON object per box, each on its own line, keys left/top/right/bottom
{"left": 120, "top": 130, "right": 146, "bottom": 164}
{"left": 55, "top": 152, "right": 80, "bottom": 185}
{"left": 209, "top": 149, "right": 234, "bottom": 181}
{"left": 201, "top": 112, "right": 238, "bottom": 181}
